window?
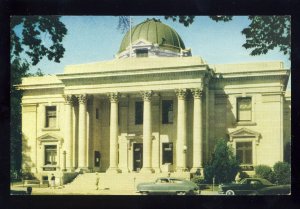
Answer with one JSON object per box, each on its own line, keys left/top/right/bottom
{"left": 135, "top": 101, "right": 143, "bottom": 125}
{"left": 45, "top": 106, "right": 57, "bottom": 128}
{"left": 136, "top": 49, "right": 148, "bottom": 57}
{"left": 237, "top": 97, "right": 252, "bottom": 121}
{"left": 162, "top": 100, "right": 173, "bottom": 124}
{"left": 162, "top": 143, "right": 173, "bottom": 164}
{"left": 236, "top": 142, "right": 252, "bottom": 164}
{"left": 44, "top": 145, "right": 57, "bottom": 165}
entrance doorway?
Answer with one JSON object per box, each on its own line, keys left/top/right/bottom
{"left": 133, "top": 143, "right": 143, "bottom": 172}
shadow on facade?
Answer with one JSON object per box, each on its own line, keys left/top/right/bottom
{"left": 21, "top": 133, "right": 33, "bottom": 172}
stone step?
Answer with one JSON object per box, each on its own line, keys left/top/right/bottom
{"left": 65, "top": 172, "right": 191, "bottom": 191}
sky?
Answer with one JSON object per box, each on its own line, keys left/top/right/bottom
{"left": 18, "top": 16, "right": 291, "bottom": 87}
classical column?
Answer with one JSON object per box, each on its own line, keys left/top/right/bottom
{"left": 64, "top": 95, "right": 74, "bottom": 171}
{"left": 175, "top": 89, "right": 188, "bottom": 172}
{"left": 140, "top": 91, "right": 154, "bottom": 173}
{"left": 205, "top": 80, "right": 209, "bottom": 162}
{"left": 119, "top": 95, "right": 130, "bottom": 173}
{"left": 77, "top": 94, "right": 88, "bottom": 169}
{"left": 107, "top": 92, "right": 120, "bottom": 173}
{"left": 191, "top": 88, "right": 203, "bottom": 174}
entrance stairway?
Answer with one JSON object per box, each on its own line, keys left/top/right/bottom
{"left": 64, "top": 172, "right": 191, "bottom": 193}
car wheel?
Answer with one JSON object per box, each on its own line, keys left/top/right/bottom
{"left": 225, "top": 190, "right": 235, "bottom": 195}
{"left": 141, "top": 191, "right": 149, "bottom": 195}
{"left": 176, "top": 191, "right": 187, "bottom": 195}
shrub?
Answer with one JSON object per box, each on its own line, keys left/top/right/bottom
{"left": 21, "top": 171, "right": 37, "bottom": 180}
{"left": 191, "top": 176, "right": 207, "bottom": 190}
{"left": 273, "top": 162, "right": 291, "bottom": 184}
{"left": 204, "top": 139, "right": 240, "bottom": 184}
{"left": 254, "top": 165, "right": 273, "bottom": 181}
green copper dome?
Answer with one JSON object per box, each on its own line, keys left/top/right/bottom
{"left": 118, "top": 18, "right": 186, "bottom": 53}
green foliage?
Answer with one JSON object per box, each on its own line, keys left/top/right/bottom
{"left": 273, "top": 162, "right": 291, "bottom": 184}
{"left": 191, "top": 176, "right": 207, "bottom": 190}
{"left": 254, "top": 165, "right": 274, "bottom": 182}
{"left": 11, "top": 16, "right": 67, "bottom": 65}
{"left": 164, "top": 16, "right": 195, "bottom": 27}
{"left": 10, "top": 16, "right": 67, "bottom": 175}
{"left": 21, "top": 171, "right": 37, "bottom": 180}
{"left": 163, "top": 15, "right": 290, "bottom": 59}
{"left": 209, "top": 16, "right": 233, "bottom": 22}
{"left": 203, "top": 139, "right": 240, "bottom": 184}
{"left": 254, "top": 162, "right": 291, "bottom": 184}
{"left": 10, "top": 59, "right": 30, "bottom": 173}
{"left": 242, "top": 16, "right": 290, "bottom": 59}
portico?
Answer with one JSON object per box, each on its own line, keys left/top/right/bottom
{"left": 60, "top": 73, "right": 208, "bottom": 174}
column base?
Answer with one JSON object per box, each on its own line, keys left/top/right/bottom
{"left": 64, "top": 167, "right": 75, "bottom": 172}
{"left": 119, "top": 167, "right": 130, "bottom": 173}
{"left": 190, "top": 167, "right": 203, "bottom": 176}
{"left": 176, "top": 167, "right": 189, "bottom": 172}
{"left": 152, "top": 167, "right": 161, "bottom": 173}
{"left": 76, "top": 167, "right": 89, "bottom": 174}
{"left": 106, "top": 167, "right": 121, "bottom": 174}
{"left": 140, "top": 167, "right": 154, "bottom": 173}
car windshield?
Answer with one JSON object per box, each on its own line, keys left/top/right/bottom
{"left": 259, "top": 179, "right": 273, "bottom": 185}
{"left": 239, "top": 179, "right": 248, "bottom": 184}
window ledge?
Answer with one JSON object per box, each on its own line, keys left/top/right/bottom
{"left": 42, "top": 165, "right": 58, "bottom": 171}
{"left": 235, "top": 121, "right": 257, "bottom": 126}
{"left": 42, "top": 128, "right": 60, "bottom": 131}
{"left": 240, "top": 164, "right": 254, "bottom": 171}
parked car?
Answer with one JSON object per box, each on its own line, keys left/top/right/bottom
{"left": 218, "top": 178, "right": 275, "bottom": 195}
{"left": 10, "top": 186, "right": 32, "bottom": 195}
{"left": 137, "top": 177, "right": 200, "bottom": 195}
{"left": 249, "top": 184, "right": 291, "bottom": 195}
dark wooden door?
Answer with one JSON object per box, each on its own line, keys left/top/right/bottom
{"left": 133, "top": 143, "right": 143, "bottom": 171}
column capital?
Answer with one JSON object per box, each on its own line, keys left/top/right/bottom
{"left": 191, "top": 88, "right": 203, "bottom": 99}
{"left": 64, "top": 95, "right": 74, "bottom": 105}
{"left": 141, "top": 91, "right": 153, "bottom": 102}
{"left": 77, "top": 94, "right": 88, "bottom": 104}
{"left": 108, "top": 92, "right": 120, "bottom": 103}
{"left": 175, "top": 88, "right": 188, "bottom": 100}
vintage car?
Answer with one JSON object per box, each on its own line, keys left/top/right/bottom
{"left": 10, "top": 186, "right": 32, "bottom": 195}
{"left": 218, "top": 178, "right": 275, "bottom": 195}
{"left": 249, "top": 184, "right": 291, "bottom": 195}
{"left": 136, "top": 177, "right": 199, "bottom": 195}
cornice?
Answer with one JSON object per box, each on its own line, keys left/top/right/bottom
{"left": 57, "top": 65, "right": 208, "bottom": 80}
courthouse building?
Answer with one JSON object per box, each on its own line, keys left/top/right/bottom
{"left": 18, "top": 19, "right": 291, "bottom": 181}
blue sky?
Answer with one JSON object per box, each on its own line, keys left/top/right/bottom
{"left": 21, "top": 16, "right": 291, "bottom": 87}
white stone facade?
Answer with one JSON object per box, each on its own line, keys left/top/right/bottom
{"left": 18, "top": 56, "right": 290, "bottom": 180}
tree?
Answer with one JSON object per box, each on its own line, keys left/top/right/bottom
{"left": 203, "top": 139, "right": 240, "bottom": 184}
{"left": 118, "top": 15, "right": 290, "bottom": 59}
{"left": 164, "top": 16, "right": 291, "bottom": 59}
{"left": 273, "top": 161, "right": 291, "bottom": 184}
{"left": 10, "top": 16, "right": 67, "bottom": 177}
{"left": 11, "top": 16, "right": 67, "bottom": 65}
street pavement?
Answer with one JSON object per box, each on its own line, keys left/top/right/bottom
{"left": 11, "top": 184, "right": 220, "bottom": 195}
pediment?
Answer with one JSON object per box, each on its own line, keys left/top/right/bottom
{"left": 37, "top": 133, "right": 63, "bottom": 145}
{"left": 131, "top": 39, "right": 153, "bottom": 47}
{"left": 229, "top": 128, "right": 260, "bottom": 138}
